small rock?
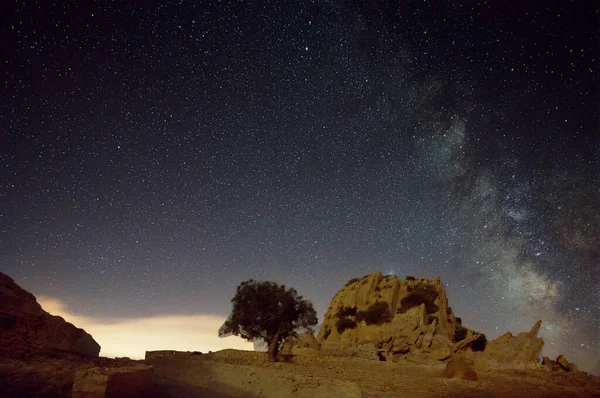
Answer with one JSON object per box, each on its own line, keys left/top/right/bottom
{"left": 557, "top": 354, "right": 570, "bottom": 370}
{"left": 541, "top": 356, "right": 555, "bottom": 371}
{"left": 443, "top": 359, "right": 478, "bottom": 381}
{"left": 556, "top": 354, "right": 578, "bottom": 372}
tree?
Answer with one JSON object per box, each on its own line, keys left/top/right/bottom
{"left": 356, "top": 302, "right": 392, "bottom": 325}
{"left": 218, "top": 280, "right": 318, "bottom": 361}
{"left": 472, "top": 333, "right": 487, "bottom": 351}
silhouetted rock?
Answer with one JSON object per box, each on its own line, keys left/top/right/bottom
{"left": 542, "top": 356, "right": 561, "bottom": 371}
{"left": 453, "top": 330, "right": 484, "bottom": 352}
{"left": 0, "top": 272, "right": 100, "bottom": 357}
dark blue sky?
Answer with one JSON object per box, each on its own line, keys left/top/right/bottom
{"left": 2, "top": 1, "right": 598, "bottom": 372}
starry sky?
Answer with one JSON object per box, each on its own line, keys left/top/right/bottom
{"left": 2, "top": 1, "right": 598, "bottom": 372}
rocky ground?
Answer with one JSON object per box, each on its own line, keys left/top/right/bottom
{"left": 0, "top": 352, "right": 136, "bottom": 397}
{"left": 145, "top": 349, "right": 600, "bottom": 398}
{"left": 1, "top": 272, "right": 598, "bottom": 397}
{"left": 0, "top": 349, "right": 598, "bottom": 397}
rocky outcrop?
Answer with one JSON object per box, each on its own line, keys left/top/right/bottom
{"left": 0, "top": 272, "right": 100, "bottom": 357}
{"left": 280, "top": 332, "right": 321, "bottom": 357}
{"left": 480, "top": 321, "right": 543, "bottom": 366}
{"left": 556, "top": 354, "right": 579, "bottom": 372}
{"left": 316, "top": 272, "right": 471, "bottom": 363}
{"left": 453, "top": 330, "right": 483, "bottom": 352}
{"left": 542, "top": 356, "right": 560, "bottom": 371}
{"left": 542, "top": 354, "right": 579, "bottom": 373}
{"left": 72, "top": 364, "right": 154, "bottom": 398}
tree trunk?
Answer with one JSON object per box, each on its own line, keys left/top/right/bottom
{"left": 268, "top": 330, "right": 281, "bottom": 362}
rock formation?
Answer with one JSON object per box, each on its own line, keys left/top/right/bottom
{"left": 280, "top": 331, "right": 321, "bottom": 357}
{"left": 480, "top": 320, "right": 543, "bottom": 367}
{"left": 0, "top": 272, "right": 100, "bottom": 357}
{"left": 313, "top": 272, "right": 576, "bottom": 372}
{"left": 542, "top": 354, "right": 579, "bottom": 373}
{"left": 316, "top": 272, "right": 477, "bottom": 363}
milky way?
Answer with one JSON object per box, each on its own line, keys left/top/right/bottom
{"left": 2, "top": 1, "right": 598, "bottom": 372}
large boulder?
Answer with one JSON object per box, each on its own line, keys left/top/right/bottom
{"left": 479, "top": 321, "right": 543, "bottom": 367}
{"left": 556, "top": 354, "right": 579, "bottom": 372}
{"left": 317, "top": 273, "right": 468, "bottom": 363}
{"left": 280, "top": 332, "right": 321, "bottom": 357}
{"left": 0, "top": 272, "right": 100, "bottom": 357}
{"left": 542, "top": 356, "right": 558, "bottom": 371}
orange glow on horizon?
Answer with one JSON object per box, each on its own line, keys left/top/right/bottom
{"left": 38, "top": 297, "right": 254, "bottom": 359}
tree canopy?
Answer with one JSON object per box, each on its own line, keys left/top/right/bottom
{"left": 219, "top": 279, "right": 318, "bottom": 361}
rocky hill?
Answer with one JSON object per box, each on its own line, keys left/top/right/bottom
{"left": 316, "top": 272, "right": 478, "bottom": 363}
{"left": 0, "top": 272, "right": 154, "bottom": 397}
{"left": 301, "top": 272, "right": 578, "bottom": 375}
{"left": 0, "top": 272, "right": 100, "bottom": 357}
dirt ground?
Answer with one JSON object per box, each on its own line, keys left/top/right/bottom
{"left": 145, "top": 350, "right": 600, "bottom": 398}
{"left": 0, "top": 352, "right": 140, "bottom": 398}
{"left": 0, "top": 349, "right": 598, "bottom": 397}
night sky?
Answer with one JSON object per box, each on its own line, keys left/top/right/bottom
{"left": 2, "top": 1, "right": 598, "bottom": 372}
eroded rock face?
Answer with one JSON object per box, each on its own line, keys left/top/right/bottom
{"left": 316, "top": 272, "right": 469, "bottom": 363}
{"left": 0, "top": 272, "right": 100, "bottom": 357}
{"left": 481, "top": 321, "right": 543, "bottom": 366}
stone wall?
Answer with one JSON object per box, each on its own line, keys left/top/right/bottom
{"left": 72, "top": 364, "right": 154, "bottom": 398}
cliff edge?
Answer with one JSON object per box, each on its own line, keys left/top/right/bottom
{"left": 0, "top": 272, "right": 100, "bottom": 357}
